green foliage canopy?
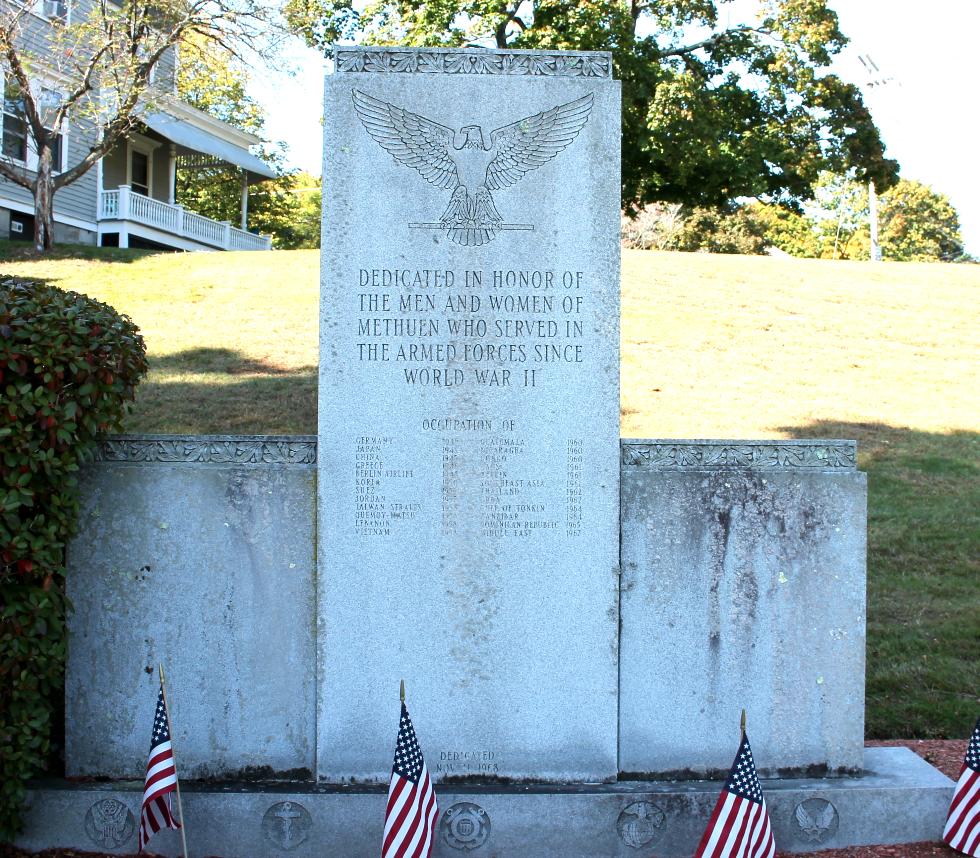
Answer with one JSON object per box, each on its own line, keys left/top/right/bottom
{"left": 621, "top": 177, "right": 967, "bottom": 262}
{"left": 804, "top": 175, "right": 965, "bottom": 262}
{"left": 175, "top": 39, "right": 321, "bottom": 248}
{"left": 285, "top": 0, "right": 899, "bottom": 209}
{"left": 878, "top": 179, "right": 964, "bottom": 262}
{"left": 0, "top": 279, "right": 148, "bottom": 836}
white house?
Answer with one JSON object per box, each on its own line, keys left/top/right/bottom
{"left": 0, "top": 0, "right": 275, "bottom": 250}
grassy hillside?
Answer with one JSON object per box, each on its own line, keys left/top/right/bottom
{"left": 3, "top": 240, "right": 977, "bottom": 738}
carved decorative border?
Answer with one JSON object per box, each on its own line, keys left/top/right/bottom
{"left": 333, "top": 47, "right": 613, "bottom": 79}
{"left": 621, "top": 440, "right": 857, "bottom": 470}
{"left": 95, "top": 435, "right": 317, "bottom": 466}
{"left": 95, "top": 437, "right": 856, "bottom": 470}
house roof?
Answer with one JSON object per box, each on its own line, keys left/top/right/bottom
{"left": 142, "top": 110, "right": 277, "bottom": 181}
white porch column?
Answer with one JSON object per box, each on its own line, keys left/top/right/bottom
{"left": 168, "top": 144, "right": 177, "bottom": 205}
{"left": 118, "top": 185, "right": 131, "bottom": 220}
{"left": 240, "top": 170, "right": 249, "bottom": 230}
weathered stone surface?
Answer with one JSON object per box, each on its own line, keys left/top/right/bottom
{"left": 619, "top": 440, "right": 867, "bottom": 777}
{"left": 318, "top": 48, "right": 622, "bottom": 782}
{"left": 65, "top": 439, "right": 317, "bottom": 779}
{"left": 16, "top": 749, "right": 952, "bottom": 856}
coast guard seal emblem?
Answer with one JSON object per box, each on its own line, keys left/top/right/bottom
{"left": 441, "top": 801, "right": 491, "bottom": 850}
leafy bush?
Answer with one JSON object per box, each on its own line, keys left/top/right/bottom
{"left": 621, "top": 202, "right": 686, "bottom": 250}
{"left": 0, "top": 278, "right": 147, "bottom": 837}
{"left": 742, "top": 202, "right": 822, "bottom": 258}
{"left": 879, "top": 179, "right": 965, "bottom": 262}
{"left": 674, "top": 206, "right": 770, "bottom": 255}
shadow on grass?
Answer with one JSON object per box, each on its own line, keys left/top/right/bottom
{"left": 0, "top": 238, "right": 160, "bottom": 264}
{"left": 0, "top": 273, "right": 59, "bottom": 289}
{"left": 126, "top": 360, "right": 317, "bottom": 435}
{"left": 152, "top": 347, "right": 314, "bottom": 376}
{"left": 778, "top": 419, "right": 979, "bottom": 740}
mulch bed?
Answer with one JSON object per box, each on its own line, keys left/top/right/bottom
{"left": 1, "top": 740, "right": 968, "bottom": 858}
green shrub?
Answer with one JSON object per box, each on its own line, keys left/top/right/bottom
{"left": 0, "top": 278, "right": 147, "bottom": 837}
{"left": 674, "top": 206, "right": 770, "bottom": 255}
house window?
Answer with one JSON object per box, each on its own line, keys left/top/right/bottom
{"left": 38, "top": 88, "right": 66, "bottom": 172}
{"left": 131, "top": 150, "right": 149, "bottom": 196}
{"left": 42, "top": 0, "right": 68, "bottom": 21}
{"left": 45, "top": 130, "right": 64, "bottom": 171}
{"left": 2, "top": 80, "right": 28, "bottom": 163}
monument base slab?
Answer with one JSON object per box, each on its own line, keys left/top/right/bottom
{"left": 17, "top": 749, "right": 952, "bottom": 856}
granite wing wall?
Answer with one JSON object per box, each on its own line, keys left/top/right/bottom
{"left": 619, "top": 440, "right": 867, "bottom": 778}
{"left": 65, "top": 436, "right": 865, "bottom": 781}
{"left": 65, "top": 436, "right": 317, "bottom": 780}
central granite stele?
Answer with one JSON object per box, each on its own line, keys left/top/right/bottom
{"left": 318, "top": 45, "right": 622, "bottom": 783}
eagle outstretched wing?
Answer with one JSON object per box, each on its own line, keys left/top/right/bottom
{"left": 485, "top": 93, "right": 594, "bottom": 191}
{"left": 351, "top": 89, "right": 459, "bottom": 190}
{"left": 816, "top": 804, "right": 835, "bottom": 829}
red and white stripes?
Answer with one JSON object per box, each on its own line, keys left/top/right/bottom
{"left": 382, "top": 762, "right": 438, "bottom": 858}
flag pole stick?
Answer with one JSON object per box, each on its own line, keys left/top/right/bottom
{"left": 400, "top": 678, "right": 405, "bottom": 703}
{"left": 159, "top": 664, "right": 190, "bottom": 858}
{"left": 740, "top": 709, "right": 747, "bottom": 741}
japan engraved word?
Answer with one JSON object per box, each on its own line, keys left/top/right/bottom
{"left": 352, "top": 89, "right": 593, "bottom": 246}
{"left": 617, "top": 801, "right": 667, "bottom": 849}
{"left": 84, "top": 798, "right": 136, "bottom": 848}
{"left": 441, "top": 801, "right": 491, "bottom": 850}
{"left": 262, "top": 801, "right": 313, "bottom": 850}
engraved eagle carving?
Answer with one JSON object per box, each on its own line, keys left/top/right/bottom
{"left": 90, "top": 799, "right": 131, "bottom": 845}
{"left": 351, "top": 88, "right": 594, "bottom": 246}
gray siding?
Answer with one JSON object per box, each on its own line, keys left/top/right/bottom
{"left": 0, "top": 115, "right": 101, "bottom": 229}
{"left": 151, "top": 142, "right": 171, "bottom": 200}
{"left": 0, "top": 0, "right": 179, "bottom": 227}
{"left": 102, "top": 146, "right": 126, "bottom": 191}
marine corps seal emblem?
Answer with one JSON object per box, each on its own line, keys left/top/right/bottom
{"left": 617, "top": 801, "right": 667, "bottom": 849}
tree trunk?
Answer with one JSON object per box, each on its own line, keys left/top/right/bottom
{"left": 34, "top": 149, "right": 55, "bottom": 253}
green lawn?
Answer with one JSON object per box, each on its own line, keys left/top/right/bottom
{"left": 3, "top": 240, "right": 977, "bottom": 738}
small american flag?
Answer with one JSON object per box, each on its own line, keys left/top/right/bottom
{"left": 694, "top": 732, "right": 775, "bottom": 858}
{"left": 382, "top": 700, "right": 439, "bottom": 858}
{"left": 943, "top": 716, "right": 980, "bottom": 856}
{"left": 138, "top": 684, "right": 181, "bottom": 852}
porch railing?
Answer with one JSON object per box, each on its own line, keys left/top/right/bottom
{"left": 99, "top": 186, "right": 272, "bottom": 251}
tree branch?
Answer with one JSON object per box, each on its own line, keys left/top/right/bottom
{"left": 2, "top": 33, "right": 48, "bottom": 143}
{"left": 0, "top": 157, "right": 33, "bottom": 190}
{"left": 54, "top": 42, "right": 112, "bottom": 128}
{"left": 657, "top": 24, "right": 766, "bottom": 60}
{"left": 495, "top": 3, "right": 523, "bottom": 49}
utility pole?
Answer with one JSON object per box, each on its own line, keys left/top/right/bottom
{"left": 858, "top": 54, "right": 894, "bottom": 263}
{"left": 869, "top": 179, "right": 881, "bottom": 262}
